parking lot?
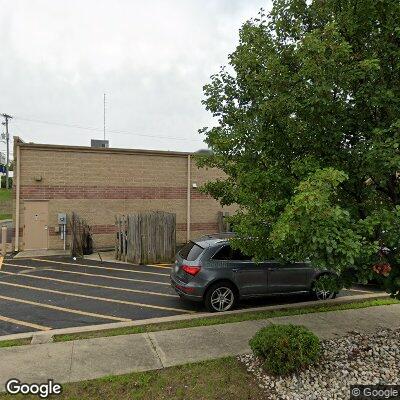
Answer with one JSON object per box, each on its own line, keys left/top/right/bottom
{"left": 0, "top": 256, "right": 377, "bottom": 336}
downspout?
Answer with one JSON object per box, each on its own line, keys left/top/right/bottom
{"left": 186, "top": 154, "right": 191, "bottom": 242}
{"left": 14, "top": 143, "right": 21, "bottom": 252}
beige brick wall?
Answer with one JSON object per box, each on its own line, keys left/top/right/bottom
{"left": 15, "top": 142, "right": 236, "bottom": 250}
{"left": 19, "top": 149, "right": 191, "bottom": 187}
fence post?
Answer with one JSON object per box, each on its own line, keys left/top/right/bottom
{"left": 217, "top": 211, "right": 224, "bottom": 233}
{"left": 121, "top": 215, "right": 126, "bottom": 262}
{"left": 114, "top": 216, "right": 119, "bottom": 260}
{"left": 1, "top": 225, "right": 7, "bottom": 256}
{"left": 224, "top": 211, "right": 230, "bottom": 232}
{"left": 117, "top": 215, "right": 122, "bottom": 261}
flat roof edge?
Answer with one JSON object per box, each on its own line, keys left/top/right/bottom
{"left": 16, "top": 141, "right": 194, "bottom": 157}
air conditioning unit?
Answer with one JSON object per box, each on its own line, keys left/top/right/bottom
{"left": 91, "top": 139, "right": 109, "bottom": 148}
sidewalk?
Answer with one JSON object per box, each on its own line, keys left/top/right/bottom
{"left": 14, "top": 249, "right": 70, "bottom": 258}
{"left": 0, "top": 303, "right": 398, "bottom": 390}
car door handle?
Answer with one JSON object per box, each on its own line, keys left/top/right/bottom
{"left": 232, "top": 268, "right": 239, "bottom": 272}
{"left": 267, "top": 267, "right": 276, "bottom": 271}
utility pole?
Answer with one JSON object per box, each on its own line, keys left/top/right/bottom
{"left": 1, "top": 114, "right": 12, "bottom": 189}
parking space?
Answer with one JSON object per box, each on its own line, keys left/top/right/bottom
{"left": 0, "top": 256, "right": 201, "bottom": 336}
{"left": 0, "top": 256, "right": 377, "bottom": 336}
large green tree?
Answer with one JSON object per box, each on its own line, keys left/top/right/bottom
{"left": 198, "top": 0, "right": 400, "bottom": 297}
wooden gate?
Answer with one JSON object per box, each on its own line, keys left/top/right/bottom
{"left": 115, "top": 211, "right": 176, "bottom": 264}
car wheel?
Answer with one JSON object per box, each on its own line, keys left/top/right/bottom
{"left": 205, "top": 282, "right": 237, "bottom": 312}
{"left": 311, "top": 275, "right": 337, "bottom": 300}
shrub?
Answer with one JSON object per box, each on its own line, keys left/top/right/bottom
{"left": 314, "top": 273, "right": 343, "bottom": 293}
{"left": 249, "top": 324, "right": 320, "bottom": 375}
{"left": 0, "top": 176, "right": 12, "bottom": 188}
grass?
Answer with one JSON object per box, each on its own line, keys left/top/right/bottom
{"left": 0, "top": 189, "right": 12, "bottom": 201}
{"left": 0, "top": 338, "right": 31, "bottom": 348}
{"left": 0, "top": 357, "right": 266, "bottom": 400}
{"left": 53, "top": 297, "right": 398, "bottom": 343}
{"left": 0, "top": 189, "right": 12, "bottom": 220}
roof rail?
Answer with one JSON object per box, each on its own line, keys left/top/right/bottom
{"left": 197, "top": 232, "right": 235, "bottom": 240}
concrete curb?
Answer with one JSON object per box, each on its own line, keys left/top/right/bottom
{"left": 0, "top": 292, "right": 390, "bottom": 343}
{"left": 14, "top": 249, "right": 70, "bottom": 259}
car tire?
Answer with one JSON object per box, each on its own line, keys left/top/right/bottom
{"left": 311, "top": 275, "right": 337, "bottom": 300}
{"left": 205, "top": 282, "right": 237, "bottom": 312}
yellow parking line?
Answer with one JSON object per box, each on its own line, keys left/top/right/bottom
{"left": 0, "top": 270, "right": 177, "bottom": 298}
{"left": 0, "top": 295, "right": 130, "bottom": 322}
{"left": 3, "top": 262, "right": 170, "bottom": 286}
{"left": 0, "top": 314, "right": 51, "bottom": 331}
{"left": 31, "top": 258, "right": 170, "bottom": 277}
{"left": 0, "top": 281, "right": 193, "bottom": 314}
{"left": 0, "top": 256, "right": 3, "bottom": 270}
{"left": 147, "top": 264, "right": 172, "bottom": 270}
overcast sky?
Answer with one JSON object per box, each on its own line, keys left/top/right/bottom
{"left": 0, "top": 0, "right": 270, "bottom": 156}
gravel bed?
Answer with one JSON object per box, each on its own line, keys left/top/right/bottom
{"left": 238, "top": 328, "right": 400, "bottom": 400}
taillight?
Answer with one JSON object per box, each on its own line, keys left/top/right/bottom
{"left": 182, "top": 265, "right": 201, "bottom": 276}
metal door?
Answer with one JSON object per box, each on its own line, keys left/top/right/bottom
{"left": 24, "top": 201, "right": 49, "bottom": 250}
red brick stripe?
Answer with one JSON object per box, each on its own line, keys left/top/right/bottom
{"left": 48, "top": 223, "right": 219, "bottom": 236}
{"left": 48, "top": 225, "right": 116, "bottom": 236}
{"left": 20, "top": 185, "right": 211, "bottom": 200}
{"left": 177, "top": 223, "right": 219, "bottom": 231}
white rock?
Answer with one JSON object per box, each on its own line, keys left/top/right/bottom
{"left": 238, "top": 327, "right": 400, "bottom": 400}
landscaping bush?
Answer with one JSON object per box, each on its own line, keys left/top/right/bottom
{"left": 249, "top": 324, "right": 320, "bottom": 375}
{"left": 0, "top": 176, "right": 12, "bottom": 188}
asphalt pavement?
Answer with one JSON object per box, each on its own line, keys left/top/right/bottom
{"left": 0, "top": 256, "right": 378, "bottom": 336}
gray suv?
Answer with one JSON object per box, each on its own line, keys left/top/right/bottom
{"left": 170, "top": 235, "right": 337, "bottom": 312}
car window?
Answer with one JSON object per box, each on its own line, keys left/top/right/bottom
{"left": 212, "top": 245, "right": 232, "bottom": 260}
{"left": 179, "top": 241, "right": 204, "bottom": 261}
{"left": 213, "top": 245, "right": 252, "bottom": 261}
{"left": 231, "top": 248, "right": 252, "bottom": 261}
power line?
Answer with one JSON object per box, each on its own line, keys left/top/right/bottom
{"left": 13, "top": 115, "right": 205, "bottom": 142}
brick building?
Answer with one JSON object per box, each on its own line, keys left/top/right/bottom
{"left": 12, "top": 137, "right": 235, "bottom": 251}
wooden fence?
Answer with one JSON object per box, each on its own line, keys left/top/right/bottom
{"left": 217, "top": 211, "right": 231, "bottom": 233}
{"left": 69, "top": 212, "right": 93, "bottom": 258}
{"left": 115, "top": 211, "right": 176, "bottom": 264}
